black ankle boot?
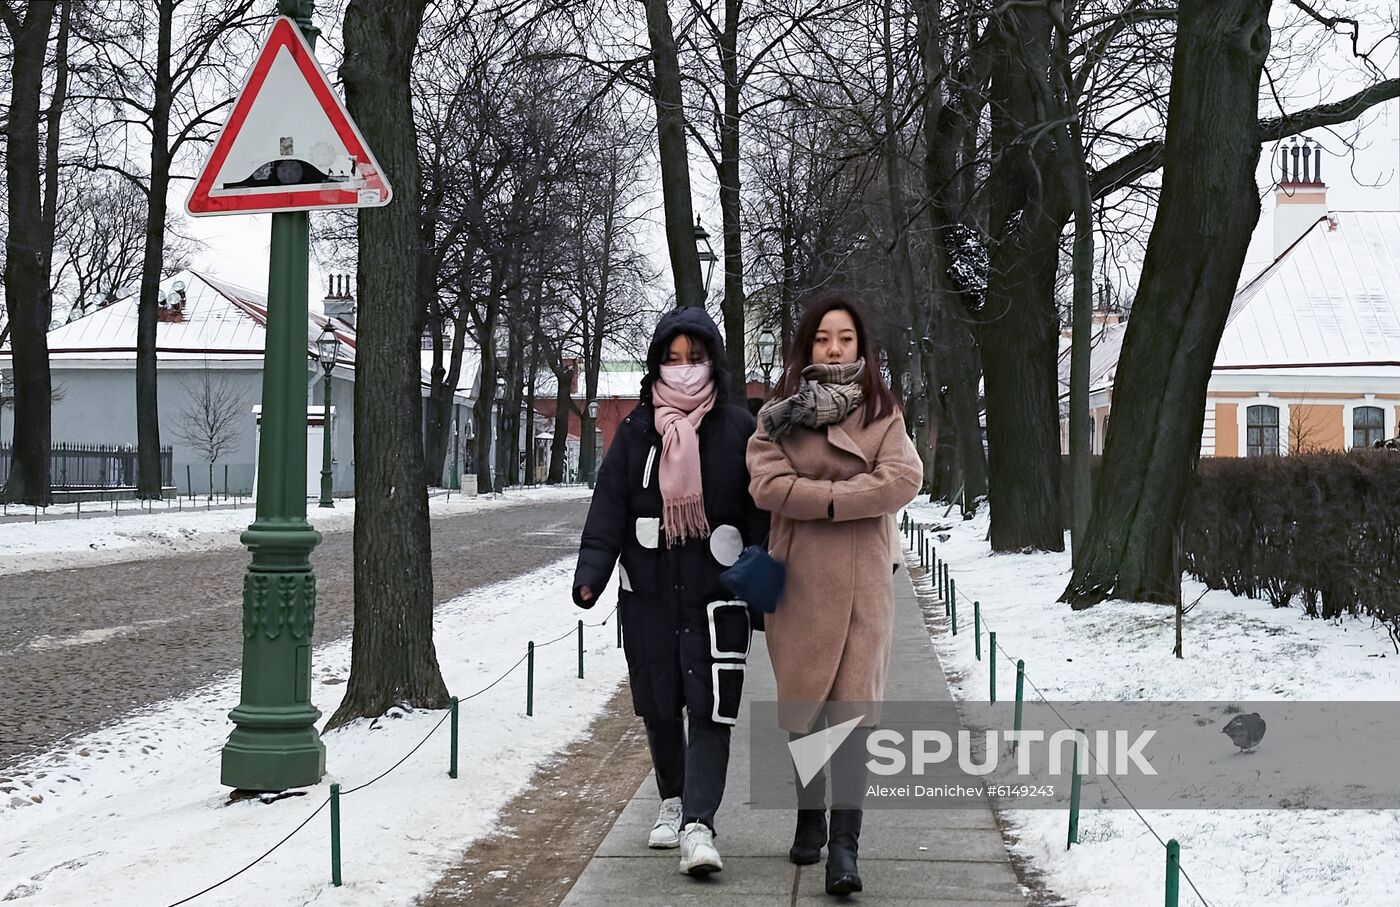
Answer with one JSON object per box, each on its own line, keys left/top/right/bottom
{"left": 825, "top": 808, "right": 863, "bottom": 895}
{"left": 789, "top": 809, "right": 827, "bottom": 864}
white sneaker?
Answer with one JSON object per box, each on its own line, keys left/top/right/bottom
{"left": 648, "top": 797, "right": 683, "bottom": 849}
{"left": 678, "top": 821, "right": 723, "bottom": 876}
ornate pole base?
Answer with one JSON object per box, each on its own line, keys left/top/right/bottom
{"left": 222, "top": 523, "right": 325, "bottom": 790}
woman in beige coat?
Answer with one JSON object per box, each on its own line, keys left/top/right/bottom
{"left": 747, "top": 295, "right": 922, "bottom": 897}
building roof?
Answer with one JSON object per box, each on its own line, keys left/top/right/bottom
{"left": 2, "top": 269, "right": 472, "bottom": 401}
{"left": 1217, "top": 211, "right": 1400, "bottom": 370}
{"left": 1057, "top": 321, "right": 1128, "bottom": 399}
{"left": 1058, "top": 210, "right": 1400, "bottom": 394}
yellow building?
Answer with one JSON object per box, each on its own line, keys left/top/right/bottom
{"left": 1061, "top": 143, "right": 1400, "bottom": 458}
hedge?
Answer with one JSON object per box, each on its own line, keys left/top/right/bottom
{"left": 1058, "top": 452, "right": 1400, "bottom": 645}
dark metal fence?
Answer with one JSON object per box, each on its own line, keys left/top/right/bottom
{"left": 0, "top": 443, "right": 173, "bottom": 489}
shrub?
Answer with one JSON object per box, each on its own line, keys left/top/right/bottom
{"left": 1183, "top": 452, "right": 1400, "bottom": 647}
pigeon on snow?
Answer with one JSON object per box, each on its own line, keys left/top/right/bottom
{"left": 1222, "top": 712, "right": 1266, "bottom": 752}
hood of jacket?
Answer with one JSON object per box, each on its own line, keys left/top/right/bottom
{"left": 641, "top": 306, "right": 731, "bottom": 406}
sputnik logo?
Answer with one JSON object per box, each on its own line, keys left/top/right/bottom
{"left": 787, "top": 715, "right": 866, "bottom": 787}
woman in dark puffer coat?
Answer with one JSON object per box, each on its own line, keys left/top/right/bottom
{"left": 572, "top": 307, "right": 767, "bottom": 878}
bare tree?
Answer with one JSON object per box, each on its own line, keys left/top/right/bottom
{"left": 0, "top": 0, "right": 66, "bottom": 505}
{"left": 72, "top": 0, "right": 267, "bottom": 498}
{"left": 172, "top": 365, "right": 247, "bottom": 495}
{"left": 328, "top": 0, "right": 451, "bottom": 728}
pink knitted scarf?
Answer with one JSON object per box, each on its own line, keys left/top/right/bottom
{"left": 650, "top": 378, "right": 716, "bottom": 545}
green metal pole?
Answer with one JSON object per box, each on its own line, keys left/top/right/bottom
{"left": 1067, "top": 730, "right": 1083, "bottom": 849}
{"left": 948, "top": 577, "right": 955, "bottom": 617}
{"left": 577, "top": 619, "right": 584, "bottom": 679}
{"left": 221, "top": 8, "right": 325, "bottom": 788}
{"left": 330, "top": 782, "right": 342, "bottom": 886}
{"left": 950, "top": 589, "right": 957, "bottom": 635}
{"left": 974, "top": 602, "right": 981, "bottom": 660}
{"left": 319, "top": 367, "right": 334, "bottom": 508}
{"left": 988, "top": 632, "right": 997, "bottom": 703}
{"left": 527, "top": 641, "right": 535, "bottom": 716}
{"left": 1164, "top": 839, "right": 1180, "bottom": 907}
{"left": 449, "top": 697, "right": 459, "bottom": 779}
{"left": 1013, "top": 660, "right": 1024, "bottom": 753}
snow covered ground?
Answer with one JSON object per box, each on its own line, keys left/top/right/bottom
{"left": 903, "top": 500, "right": 1400, "bottom": 907}
{"left": 0, "top": 486, "right": 592, "bottom": 576}
{"left": 0, "top": 557, "right": 626, "bottom": 906}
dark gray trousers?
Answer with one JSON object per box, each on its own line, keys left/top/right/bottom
{"left": 644, "top": 712, "right": 733, "bottom": 833}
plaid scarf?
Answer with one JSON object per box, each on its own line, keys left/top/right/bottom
{"left": 762, "top": 359, "right": 866, "bottom": 442}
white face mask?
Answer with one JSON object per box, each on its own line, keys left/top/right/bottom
{"left": 660, "top": 363, "right": 712, "bottom": 395}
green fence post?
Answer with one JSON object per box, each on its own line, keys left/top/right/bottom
{"left": 1013, "top": 660, "right": 1024, "bottom": 753}
{"left": 948, "top": 577, "right": 955, "bottom": 617}
{"left": 186, "top": 464, "right": 192, "bottom": 501}
{"left": 1164, "top": 839, "right": 1180, "bottom": 907}
{"left": 974, "top": 602, "right": 982, "bottom": 660}
{"left": 1066, "top": 730, "right": 1083, "bottom": 849}
{"left": 526, "top": 641, "right": 535, "bottom": 717}
{"left": 989, "top": 632, "right": 997, "bottom": 703}
{"left": 330, "top": 783, "right": 342, "bottom": 886}
{"left": 449, "top": 697, "right": 459, "bottom": 779}
{"left": 950, "top": 591, "right": 957, "bottom": 635}
{"left": 577, "top": 619, "right": 584, "bottom": 679}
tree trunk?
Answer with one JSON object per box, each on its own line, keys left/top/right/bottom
{"left": 134, "top": 0, "right": 175, "bottom": 499}
{"left": 981, "top": 7, "right": 1064, "bottom": 552}
{"left": 547, "top": 366, "right": 571, "bottom": 483}
{"left": 642, "top": 0, "right": 705, "bottom": 309}
{"left": 2, "top": 3, "right": 58, "bottom": 506}
{"left": 717, "top": 0, "right": 746, "bottom": 397}
{"left": 1063, "top": 0, "right": 1272, "bottom": 609}
{"left": 329, "top": 0, "right": 449, "bottom": 727}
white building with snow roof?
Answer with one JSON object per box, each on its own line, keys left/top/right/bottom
{"left": 0, "top": 270, "right": 476, "bottom": 495}
{"left": 1061, "top": 148, "right": 1400, "bottom": 458}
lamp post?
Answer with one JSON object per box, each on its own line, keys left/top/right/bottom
{"left": 586, "top": 399, "right": 600, "bottom": 488}
{"left": 491, "top": 372, "right": 505, "bottom": 491}
{"left": 757, "top": 328, "right": 777, "bottom": 395}
{"left": 315, "top": 324, "right": 340, "bottom": 508}
{"left": 222, "top": 0, "right": 326, "bottom": 791}
{"left": 694, "top": 218, "right": 717, "bottom": 297}
{"left": 0, "top": 372, "right": 12, "bottom": 458}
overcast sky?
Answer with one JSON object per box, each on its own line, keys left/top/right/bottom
{"left": 180, "top": 4, "right": 1400, "bottom": 312}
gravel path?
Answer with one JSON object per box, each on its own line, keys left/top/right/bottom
{"left": 0, "top": 500, "right": 589, "bottom": 768}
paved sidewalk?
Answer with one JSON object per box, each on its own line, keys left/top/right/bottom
{"left": 561, "top": 568, "right": 1029, "bottom": 905}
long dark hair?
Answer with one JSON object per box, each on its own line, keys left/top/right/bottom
{"left": 774, "top": 294, "right": 896, "bottom": 426}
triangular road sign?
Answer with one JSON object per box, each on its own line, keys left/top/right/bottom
{"left": 186, "top": 17, "right": 392, "bottom": 217}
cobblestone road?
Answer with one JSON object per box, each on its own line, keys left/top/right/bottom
{"left": 0, "top": 500, "right": 589, "bottom": 768}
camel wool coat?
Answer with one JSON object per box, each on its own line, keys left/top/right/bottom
{"left": 747, "top": 404, "right": 923, "bottom": 732}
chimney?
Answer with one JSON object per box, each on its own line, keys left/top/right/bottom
{"left": 323, "top": 273, "right": 356, "bottom": 328}
{"left": 1273, "top": 137, "right": 1328, "bottom": 257}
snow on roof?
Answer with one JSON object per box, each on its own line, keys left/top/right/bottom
{"left": 5, "top": 269, "right": 469, "bottom": 402}
{"left": 1057, "top": 321, "right": 1128, "bottom": 398}
{"left": 1059, "top": 211, "right": 1400, "bottom": 393}
{"left": 1217, "top": 211, "right": 1400, "bottom": 368}
{"left": 535, "top": 362, "right": 647, "bottom": 399}
{"left": 420, "top": 346, "right": 481, "bottom": 396}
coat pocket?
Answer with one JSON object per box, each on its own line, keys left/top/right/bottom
{"left": 710, "top": 663, "right": 745, "bottom": 725}
{"left": 706, "top": 600, "right": 751, "bottom": 660}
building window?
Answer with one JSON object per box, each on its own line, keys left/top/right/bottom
{"left": 1089, "top": 416, "right": 1096, "bottom": 454}
{"left": 1353, "top": 405, "right": 1385, "bottom": 449}
{"left": 1247, "top": 404, "right": 1280, "bottom": 457}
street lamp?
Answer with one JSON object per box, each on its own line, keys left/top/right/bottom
{"left": 315, "top": 324, "right": 340, "bottom": 508}
{"left": 586, "top": 399, "right": 600, "bottom": 488}
{"left": 0, "top": 372, "right": 12, "bottom": 452}
{"left": 492, "top": 372, "right": 505, "bottom": 491}
{"left": 757, "top": 328, "right": 778, "bottom": 394}
{"left": 694, "top": 217, "right": 717, "bottom": 296}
